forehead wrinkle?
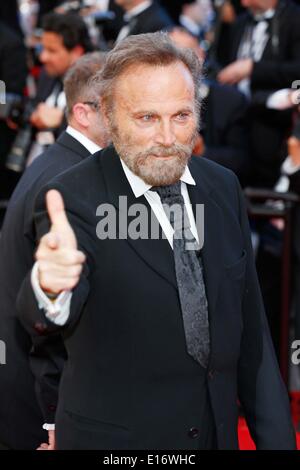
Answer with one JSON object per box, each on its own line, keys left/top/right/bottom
{"left": 113, "top": 63, "right": 196, "bottom": 114}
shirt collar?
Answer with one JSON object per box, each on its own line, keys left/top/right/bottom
{"left": 66, "top": 125, "right": 102, "bottom": 155}
{"left": 120, "top": 157, "right": 196, "bottom": 199}
{"left": 253, "top": 8, "right": 275, "bottom": 22}
{"left": 124, "top": 1, "right": 152, "bottom": 21}
{"left": 179, "top": 14, "right": 201, "bottom": 37}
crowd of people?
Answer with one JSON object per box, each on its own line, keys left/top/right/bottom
{"left": 0, "top": 0, "right": 300, "bottom": 450}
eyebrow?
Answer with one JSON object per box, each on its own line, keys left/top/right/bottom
{"left": 131, "top": 108, "right": 194, "bottom": 116}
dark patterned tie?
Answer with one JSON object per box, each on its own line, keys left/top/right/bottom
{"left": 153, "top": 181, "right": 210, "bottom": 368}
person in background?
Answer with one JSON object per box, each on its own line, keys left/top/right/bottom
{"left": 217, "top": 0, "right": 300, "bottom": 188}
{"left": 0, "top": 52, "right": 109, "bottom": 450}
{"left": 27, "top": 11, "right": 94, "bottom": 165}
{"left": 115, "top": 0, "right": 174, "bottom": 43}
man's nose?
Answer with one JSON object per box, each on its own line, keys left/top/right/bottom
{"left": 155, "top": 121, "right": 176, "bottom": 147}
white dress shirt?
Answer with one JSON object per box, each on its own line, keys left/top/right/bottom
{"left": 26, "top": 86, "right": 67, "bottom": 167}
{"left": 31, "top": 158, "right": 199, "bottom": 327}
{"left": 66, "top": 125, "right": 102, "bottom": 155}
{"left": 237, "top": 9, "right": 275, "bottom": 97}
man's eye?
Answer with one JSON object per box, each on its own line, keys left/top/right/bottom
{"left": 140, "top": 114, "right": 154, "bottom": 122}
{"left": 176, "top": 113, "right": 190, "bottom": 121}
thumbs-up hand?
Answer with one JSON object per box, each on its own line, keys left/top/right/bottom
{"left": 36, "top": 190, "right": 86, "bottom": 294}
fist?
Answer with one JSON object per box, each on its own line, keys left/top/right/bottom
{"left": 30, "top": 104, "right": 64, "bottom": 129}
{"left": 36, "top": 190, "right": 86, "bottom": 294}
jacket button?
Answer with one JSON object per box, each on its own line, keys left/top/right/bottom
{"left": 48, "top": 404, "right": 56, "bottom": 412}
{"left": 188, "top": 427, "right": 200, "bottom": 439}
{"left": 34, "top": 322, "right": 47, "bottom": 334}
{"left": 208, "top": 369, "right": 215, "bottom": 379}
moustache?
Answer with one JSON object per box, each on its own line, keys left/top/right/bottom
{"left": 137, "top": 144, "right": 192, "bottom": 160}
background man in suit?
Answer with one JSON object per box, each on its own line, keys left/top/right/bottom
{"left": 217, "top": 0, "right": 300, "bottom": 188}
{"left": 17, "top": 32, "right": 295, "bottom": 449}
{"left": 115, "top": 0, "right": 174, "bottom": 43}
{"left": 0, "top": 52, "right": 108, "bottom": 450}
{"left": 27, "top": 11, "right": 94, "bottom": 165}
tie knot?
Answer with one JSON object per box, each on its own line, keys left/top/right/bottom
{"left": 152, "top": 181, "right": 182, "bottom": 203}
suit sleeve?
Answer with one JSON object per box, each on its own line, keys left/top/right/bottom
{"left": 235, "top": 177, "right": 296, "bottom": 449}
{"left": 28, "top": 333, "right": 67, "bottom": 423}
{"left": 16, "top": 181, "right": 91, "bottom": 336}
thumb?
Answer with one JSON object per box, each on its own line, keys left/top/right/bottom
{"left": 46, "top": 189, "right": 77, "bottom": 249}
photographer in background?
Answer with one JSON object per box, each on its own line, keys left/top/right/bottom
{"left": 26, "top": 11, "right": 94, "bottom": 166}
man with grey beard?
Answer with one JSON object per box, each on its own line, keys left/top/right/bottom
{"left": 17, "top": 33, "right": 295, "bottom": 450}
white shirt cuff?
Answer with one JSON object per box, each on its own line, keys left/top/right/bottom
{"left": 31, "top": 262, "right": 72, "bottom": 326}
{"left": 281, "top": 155, "right": 300, "bottom": 175}
{"left": 43, "top": 423, "right": 55, "bottom": 431}
{"left": 266, "top": 89, "right": 292, "bottom": 110}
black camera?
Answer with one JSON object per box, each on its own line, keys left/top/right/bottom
{"left": 0, "top": 94, "right": 23, "bottom": 121}
{"left": 2, "top": 99, "right": 35, "bottom": 173}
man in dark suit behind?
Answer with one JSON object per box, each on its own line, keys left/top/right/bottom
{"left": 27, "top": 11, "right": 94, "bottom": 166}
{"left": 17, "top": 33, "right": 296, "bottom": 449}
{"left": 218, "top": 0, "right": 300, "bottom": 188}
{"left": 0, "top": 52, "right": 108, "bottom": 450}
{"left": 115, "top": 0, "right": 174, "bottom": 43}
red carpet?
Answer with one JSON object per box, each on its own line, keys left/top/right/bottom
{"left": 238, "top": 417, "right": 300, "bottom": 450}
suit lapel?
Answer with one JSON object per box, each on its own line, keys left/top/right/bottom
{"left": 100, "top": 146, "right": 177, "bottom": 290}
{"left": 100, "top": 147, "right": 225, "bottom": 310}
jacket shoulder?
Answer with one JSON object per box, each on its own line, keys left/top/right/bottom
{"left": 189, "top": 156, "right": 242, "bottom": 211}
{"left": 190, "top": 155, "right": 238, "bottom": 186}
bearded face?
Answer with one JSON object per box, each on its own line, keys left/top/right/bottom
{"left": 105, "top": 62, "right": 199, "bottom": 186}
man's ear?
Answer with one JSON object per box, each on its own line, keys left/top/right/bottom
{"left": 71, "top": 45, "right": 85, "bottom": 62}
{"left": 72, "top": 103, "right": 89, "bottom": 128}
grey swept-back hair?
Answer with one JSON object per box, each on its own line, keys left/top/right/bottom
{"left": 92, "top": 32, "right": 202, "bottom": 116}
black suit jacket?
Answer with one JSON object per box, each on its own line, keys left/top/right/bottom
{"left": 0, "top": 2, "right": 23, "bottom": 36}
{"left": 0, "top": 132, "right": 91, "bottom": 449}
{"left": 101, "top": 0, "right": 125, "bottom": 43}
{"left": 0, "top": 21, "right": 27, "bottom": 200}
{"left": 122, "top": 1, "right": 174, "bottom": 37}
{"left": 201, "top": 82, "right": 250, "bottom": 183}
{"left": 227, "top": 0, "right": 300, "bottom": 187}
{"left": 17, "top": 146, "right": 296, "bottom": 449}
